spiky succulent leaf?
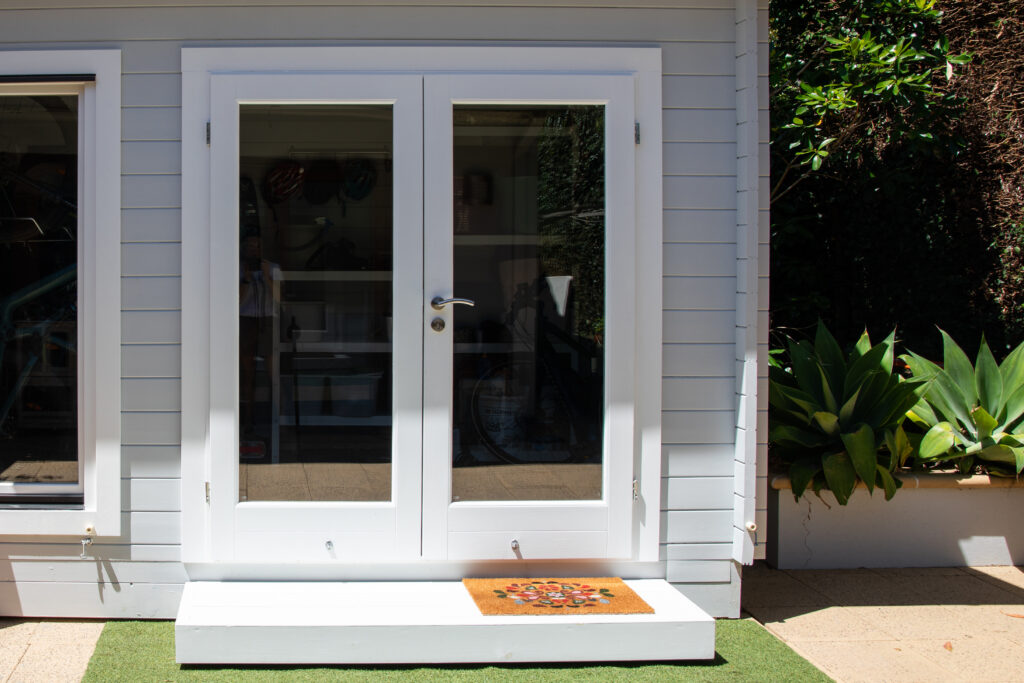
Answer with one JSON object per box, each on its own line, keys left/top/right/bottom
{"left": 971, "top": 406, "right": 998, "bottom": 441}
{"left": 814, "top": 321, "right": 846, "bottom": 404}
{"left": 999, "top": 341, "right": 1024, "bottom": 402}
{"left": 884, "top": 425, "right": 914, "bottom": 469}
{"left": 813, "top": 411, "right": 840, "bottom": 436}
{"left": 822, "top": 451, "right": 857, "bottom": 505}
{"left": 925, "top": 370, "right": 974, "bottom": 434}
{"left": 789, "top": 460, "right": 820, "bottom": 500}
{"left": 975, "top": 337, "right": 1003, "bottom": 418}
{"left": 997, "top": 383, "right": 1024, "bottom": 430}
{"left": 851, "top": 330, "right": 872, "bottom": 359}
{"left": 939, "top": 329, "right": 977, "bottom": 406}
{"left": 879, "top": 329, "right": 897, "bottom": 375}
{"left": 817, "top": 365, "right": 839, "bottom": 415}
{"left": 844, "top": 344, "right": 889, "bottom": 403}
{"left": 839, "top": 386, "right": 860, "bottom": 426}
{"left": 875, "top": 465, "right": 900, "bottom": 501}
{"left": 841, "top": 424, "right": 877, "bottom": 493}
{"left": 919, "top": 422, "right": 956, "bottom": 459}
{"left": 769, "top": 425, "right": 828, "bottom": 449}
{"left": 788, "top": 339, "right": 825, "bottom": 406}
{"left": 977, "top": 444, "right": 1024, "bottom": 473}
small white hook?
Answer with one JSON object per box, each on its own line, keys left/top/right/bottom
{"left": 80, "top": 537, "right": 93, "bottom": 560}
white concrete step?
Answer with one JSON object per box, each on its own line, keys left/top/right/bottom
{"left": 175, "top": 579, "right": 715, "bottom": 664}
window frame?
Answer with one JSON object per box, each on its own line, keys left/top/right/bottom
{"left": 0, "top": 50, "right": 121, "bottom": 536}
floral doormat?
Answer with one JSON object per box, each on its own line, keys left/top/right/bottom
{"left": 462, "top": 577, "right": 654, "bottom": 615}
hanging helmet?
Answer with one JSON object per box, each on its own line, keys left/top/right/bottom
{"left": 262, "top": 160, "right": 305, "bottom": 205}
{"left": 304, "top": 158, "right": 342, "bottom": 206}
{"left": 341, "top": 158, "right": 377, "bottom": 201}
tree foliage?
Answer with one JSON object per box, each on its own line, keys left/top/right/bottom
{"left": 772, "top": 0, "right": 968, "bottom": 201}
{"left": 767, "top": 0, "right": 1021, "bottom": 359}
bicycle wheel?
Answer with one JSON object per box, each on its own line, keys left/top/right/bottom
{"left": 470, "top": 359, "right": 594, "bottom": 465}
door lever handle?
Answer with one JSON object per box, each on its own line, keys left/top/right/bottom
{"left": 431, "top": 296, "right": 476, "bottom": 310}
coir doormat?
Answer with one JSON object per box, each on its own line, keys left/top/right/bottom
{"left": 462, "top": 577, "right": 654, "bottom": 615}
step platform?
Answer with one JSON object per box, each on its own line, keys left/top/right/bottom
{"left": 175, "top": 579, "right": 715, "bottom": 664}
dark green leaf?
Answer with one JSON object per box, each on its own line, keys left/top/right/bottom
{"left": 999, "top": 341, "right": 1024, "bottom": 403}
{"left": 789, "top": 460, "right": 820, "bottom": 500}
{"left": 841, "top": 424, "right": 878, "bottom": 493}
{"left": 940, "top": 329, "right": 977, "bottom": 405}
{"left": 875, "top": 465, "right": 900, "bottom": 501}
{"left": 813, "top": 411, "right": 840, "bottom": 436}
{"left": 975, "top": 337, "right": 1003, "bottom": 416}
{"left": 770, "top": 425, "right": 828, "bottom": 449}
{"left": 788, "top": 339, "right": 825, "bottom": 405}
{"left": 822, "top": 451, "right": 857, "bottom": 505}
{"left": 998, "top": 384, "right": 1024, "bottom": 431}
{"left": 814, "top": 320, "right": 846, "bottom": 403}
{"left": 844, "top": 344, "right": 889, "bottom": 402}
{"left": 852, "top": 330, "right": 872, "bottom": 359}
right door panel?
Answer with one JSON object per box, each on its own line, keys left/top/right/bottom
{"left": 422, "top": 74, "right": 637, "bottom": 560}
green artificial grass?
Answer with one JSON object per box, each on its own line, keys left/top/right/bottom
{"left": 83, "top": 618, "right": 832, "bottom": 682}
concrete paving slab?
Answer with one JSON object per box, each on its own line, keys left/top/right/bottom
{"left": 0, "top": 620, "right": 101, "bottom": 683}
{"left": 742, "top": 571, "right": 831, "bottom": 608}
{"left": 898, "top": 635, "right": 1024, "bottom": 683}
{"left": 753, "top": 605, "right": 893, "bottom": 642}
{"left": 953, "top": 604, "right": 1024, "bottom": 645}
{"left": 966, "top": 566, "right": 1024, "bottom": 595}
{"left": 902, "top": 573, "right": 1024, "bottom": 605}
{"left": 789, "top": 639, "right": 950, "bottom": 683}
{"left": 744, "top": 563, "right": 1024, "bottom": 683}
{"left": 854, "top": 605, "right": 978, "bottom": 640}
{"left": 8, "top": 641, "right": 98, "bottom": 683}
{"left": 0, "top": 620, "right": 37, "bottom": 680}
{"left": 786, "top": 569, "right": 929, "bottom": 606}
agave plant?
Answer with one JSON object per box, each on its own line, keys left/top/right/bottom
{"left": 903, "top": 331, "right": 1024, "bottom": 477}
{"left": 769, "top": 322, "right": 925, "bottom": 504}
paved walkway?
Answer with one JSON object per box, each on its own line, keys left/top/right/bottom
{"left": 743, "top": 563, "right": 1024, "bottom": 683}
{"left": 2, "top": 566, "right": 1023, "bottom": 682}
{"left": 0, "top": 619, "right": 102, "bottom": 683}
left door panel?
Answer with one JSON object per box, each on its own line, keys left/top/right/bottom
{"left": 207, "top": 74, "right": 423, "bottom": 562}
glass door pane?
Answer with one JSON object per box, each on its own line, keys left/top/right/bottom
{"left": 450, "top": 105, "right": 605, "bottom": 502}
{"left": 238, "top": 104, "right": 393, "bottom": 502}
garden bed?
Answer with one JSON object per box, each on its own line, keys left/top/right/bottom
{"left": 768, "top": 472, "right": 1024, "bottom": 569}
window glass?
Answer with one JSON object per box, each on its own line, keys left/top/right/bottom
{"left": 237, "top": 104, "right": 394, "bottom": 502}
{"left": 0, "top": 94, "right": 79, "bottom": 492}
{"left": 450, "top": 105, "right": 605, "bottom": 502}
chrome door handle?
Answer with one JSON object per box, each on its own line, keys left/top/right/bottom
{"left": 431, "top": 296, "right": 475, "bottom": 311}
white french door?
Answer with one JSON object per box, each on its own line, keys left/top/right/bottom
{"left": 206, "top": 70, "right": 636, "bottom": 563}
{"left": 422, "top": 75, "right": 636, "bottom": 560}
{"left": 207, "top": 74, "right": 424, "bottom": 561}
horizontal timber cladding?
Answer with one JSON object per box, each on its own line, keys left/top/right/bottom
{"left": 0, "top": 0, "right": 762, "bottom": 619}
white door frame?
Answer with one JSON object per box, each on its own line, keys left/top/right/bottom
{"left": 205, "top": 73, "right": 423, "bottom": 562}
{"left": 181, "top": 46, "right": 663, "bottom": 571}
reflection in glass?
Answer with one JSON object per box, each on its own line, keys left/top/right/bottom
{"left": 0, "top": 95, "right": 79, "bottom": 489}
{"left": 451, "top": 106, "right": 605, "bottom": 502}
{"left": 238, "top": 105, "right": 393, "bottom": 502}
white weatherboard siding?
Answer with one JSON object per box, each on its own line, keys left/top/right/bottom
{"left": 0, "top": 0, "right": 764, "bottom": 620}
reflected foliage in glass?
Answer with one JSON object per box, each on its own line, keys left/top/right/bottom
{"left": 451, "top": 106, "right": 606, "bottom": 502}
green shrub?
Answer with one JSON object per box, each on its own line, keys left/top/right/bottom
{"left": 769, "top": 322, "right": 925, "bottom": 504}
{"left": 903, "top": 330, "right": 1024, "bottom": 476}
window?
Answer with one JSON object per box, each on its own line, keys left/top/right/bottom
{"left": 0, "top": 51, "right": 120, "bottom": 535}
